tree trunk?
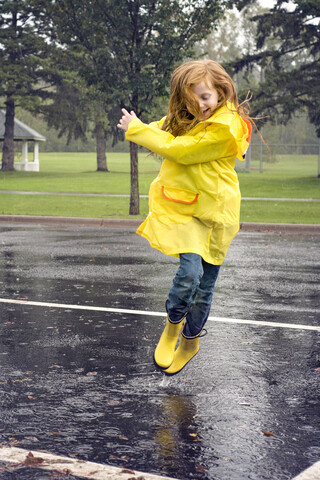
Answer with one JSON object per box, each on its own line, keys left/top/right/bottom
{"left": 1, "top": 98, "right": 15, "bottom": 171}
{"left": 95, "top": 121, "right": 108, "bottom": 171}
{"left": 129, "top": 141, "right": 139, "bottom": 215}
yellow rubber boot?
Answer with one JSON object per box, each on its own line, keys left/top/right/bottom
{"left": 154, "top": 315, "right": 185, "bottom": 369}
{"left": 163, "top": 331, "right": 202, "bottom": 375}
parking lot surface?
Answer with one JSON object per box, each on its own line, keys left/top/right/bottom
{"left": 0, "top": 223, "right": 319, "bottom": 480}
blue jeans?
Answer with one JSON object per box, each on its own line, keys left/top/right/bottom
{"left": 166, "top": 253, "right": 221, "bottom": 337}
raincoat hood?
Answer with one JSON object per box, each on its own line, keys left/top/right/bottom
{"left": 154, "top": 102, "right": 252, "bottom": 161}
{"left": 205, "top": 102, "right": 252, "bottom": 160}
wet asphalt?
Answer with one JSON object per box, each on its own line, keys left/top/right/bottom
{"left": 0, "top": 223, "right": 319, "bottom": 480}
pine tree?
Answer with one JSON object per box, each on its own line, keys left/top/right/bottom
{"left": 41, "top": 64, "right": 110, "bottom": 172}
{"left": 48, "top": 0, "right": 236, "bottom": 214}
{"left": 231, "top": 0, "right": 320, "bottom": 135}
{"left": 0, "top": 0, "right": 57, "bottom": 170}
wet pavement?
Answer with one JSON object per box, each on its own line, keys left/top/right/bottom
{"left": 0, "top": 223, "right": 319, "bottom": 480}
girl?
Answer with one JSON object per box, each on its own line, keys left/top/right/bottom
{"left": 117, "top": 60, "right": 252, "bottom": 375}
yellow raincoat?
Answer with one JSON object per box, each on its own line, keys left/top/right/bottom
{"left": 126, "top": 102, "right": 251, "bottom": 265}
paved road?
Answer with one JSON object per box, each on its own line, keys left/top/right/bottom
{"left": 1, "top": 189, "right": 320, "bottom": 201}
{"left": 0, "top": 223, "right": 319, "bottom": 480}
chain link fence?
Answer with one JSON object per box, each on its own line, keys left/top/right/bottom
{"left": 243, "top": 143, "right": 320, "bottom": 176}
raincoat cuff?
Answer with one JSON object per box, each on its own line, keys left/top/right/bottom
{"left": 125, "top": 118, "right": 144, "bottom": 140}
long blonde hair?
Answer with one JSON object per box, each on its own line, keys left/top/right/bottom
{"left": 162, "top": 59, "right": 250, "bottom": 137}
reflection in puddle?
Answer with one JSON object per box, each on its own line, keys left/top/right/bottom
{"left": 154, "top": 394, "right": 202, "bottom": 474}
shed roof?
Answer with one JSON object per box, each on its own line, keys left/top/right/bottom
{"left": 0, "top": 110, "right": 46, "bottom": 142}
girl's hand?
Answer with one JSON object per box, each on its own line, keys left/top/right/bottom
{"left": 117, "top": 108, "right": 137, "bottom": 132}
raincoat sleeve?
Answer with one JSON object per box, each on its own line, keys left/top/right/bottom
{"left": 125, "top": 118, "right": 237, "bottom": 165}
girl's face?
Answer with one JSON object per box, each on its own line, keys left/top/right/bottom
{"left": 191, "top": 81, "right": 219, "bottom": 120}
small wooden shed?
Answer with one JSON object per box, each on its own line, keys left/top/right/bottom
{"left": 0, "top": 110, "right": 46, "bottom": 172}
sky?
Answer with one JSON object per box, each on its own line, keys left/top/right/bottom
{"left": 259, "top": 0, "right": 276, "bottom": 6}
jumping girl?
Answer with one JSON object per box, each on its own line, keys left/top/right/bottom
{"left": 117, "top": 59, "right": 252, "bottom": 375}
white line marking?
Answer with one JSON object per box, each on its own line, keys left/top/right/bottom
{"left": 0, "top": 298, "right": 319, "bottom": 332}
{"left": 0, "top": 298, "right": 162, "bottom": 316}
{"left": 0, "top": 446, "right": 176, "bottom": 480}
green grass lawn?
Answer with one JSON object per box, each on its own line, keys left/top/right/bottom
{"left": 0, "top": 193, "right": 149, "bottom": 219}
{"left": 237, "top": 155, "right": 320, "bottom": 199}
{"left": 0, "top": 152, "right": 319, "bottom": 223}
{"left": 0, "top": 194, "right": 319, "bottom": 224}
{"left": 0, "top": 152, "right": 159, "bottom": 195}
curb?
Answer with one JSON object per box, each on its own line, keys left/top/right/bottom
{"left": 239, "top": 222, "right": 320, "bottom": 234}
{"left": 292, "top": 461, "right": 320, "bottom": 480}
{"left": 0, "top": 446, "right": 178, "bottom": 480}
{"left": 0, "top": 215, "right": 141, "bottom": 229}
{"left": 0, "top": 215, "right": 319, "bottom": 234}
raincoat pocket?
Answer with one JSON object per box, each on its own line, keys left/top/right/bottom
{"left": 152, "top": 184, "right": 199, "bottom": 225}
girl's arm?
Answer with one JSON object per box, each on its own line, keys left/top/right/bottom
{"left": 118, "top": 109, "right": 237, "bottom": 166}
